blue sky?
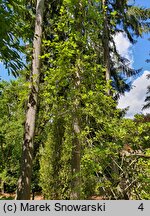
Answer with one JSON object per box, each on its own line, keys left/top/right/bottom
{"left": 117, "top": 0, "right": 150, "bottom": 118}
{"left": 0, "top": 0, "right": 150, "bottom": 117}
{"left": 0, "top": 63, "right": 10, "bottom": 81}
{"left": 133, "top": 34, "right": 150, "bottom": 71}
{"left": 135, "top": 0, "right": 150, "bottom": 8}
{"left": 131, "top": 0, "right": 150, "bottom": 71}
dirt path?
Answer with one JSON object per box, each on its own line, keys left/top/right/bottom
{"left": 0, "top": 193, "right": 44, "bottom": 200}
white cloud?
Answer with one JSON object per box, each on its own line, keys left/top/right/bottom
{"left": 114, "top": 33, "right": 150, "bottom": 118}
{"left": 114, "top": 32, "right": 134, "bottom": 67}
{"left": 118, "top": 71, "right": 150, "bottom": 118}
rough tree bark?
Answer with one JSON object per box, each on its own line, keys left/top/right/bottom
{"left": 71, "top": 1, "right": 83, "bottom": 199}
{"left": 71, "top": 68, "right": 81, "bottom": 199}
{"left": 16, "top": 0, "right": 45, "bottom": 200}
{"left": 0, "top": 141, "right": 5, "bottom": 193}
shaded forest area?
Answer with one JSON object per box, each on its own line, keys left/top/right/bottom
{"left": 0, "top": 0, "right": 150, "bottom": 200}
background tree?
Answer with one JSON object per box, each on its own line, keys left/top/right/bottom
{"left": 0, "top": 78, "right": 27, "bottom": 194}
{"left": 0, "top": 0, "right": 30, "bottom": 76}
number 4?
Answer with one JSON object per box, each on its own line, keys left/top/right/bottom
{"left": 138, "top": 203, "right": 144, "bottom": 211}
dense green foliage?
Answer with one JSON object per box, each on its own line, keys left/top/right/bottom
{"left": 0, "top": 0, "right": 150, "bottom": 199}
{"left": 0, "top": 78, "right": 27, "bottom": 192}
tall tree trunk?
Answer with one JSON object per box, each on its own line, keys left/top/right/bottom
{"left": 70, "top": 0, "right": 83, "bottom": 200}
{"left": 102, "top": 0, "right": 111, "bottom": 95}
{"left": 0, "top": 141, "right": 5, "bottom": 194}
{"left": 71, "top": 68, "right": 81, "bottom": 199}
{"left": 16, "top": 0, "right": 45, "bottom": 200}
